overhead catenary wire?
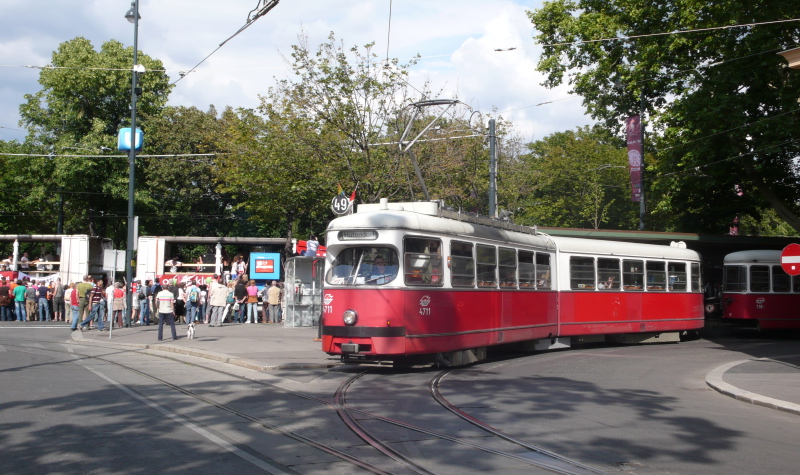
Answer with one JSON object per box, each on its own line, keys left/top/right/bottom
{"left": 171, "top": 0, "right": 280, "bottom": 85}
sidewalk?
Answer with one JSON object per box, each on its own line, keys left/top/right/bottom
{"left": 71, "top": 321, "right": 340, "bottom": 371}
{"left": 706, "top": 357, "right": 800, "bottom": 416}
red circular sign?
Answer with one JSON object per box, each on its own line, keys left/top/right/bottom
{"left": 781, "top": 243, "right": 800, "bottom": 276}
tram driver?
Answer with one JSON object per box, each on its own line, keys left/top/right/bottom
{"left": 367, "top": 256, "right": 397, "bottom": 284}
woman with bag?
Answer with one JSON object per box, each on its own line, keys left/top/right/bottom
{"left": 245, "top": 279, "right": 258, "bottom": 323}
{"left": 112, "top": 282, "right": 127, "bottom": 327}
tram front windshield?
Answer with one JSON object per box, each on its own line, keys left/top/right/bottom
{"left": 326, "top": 247, "right": 399, "bottom": 286}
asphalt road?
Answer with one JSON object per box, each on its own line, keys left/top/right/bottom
{"left": 1, "top": 327, "right": 798, "bottom": 474}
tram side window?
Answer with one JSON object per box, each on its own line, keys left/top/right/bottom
{"left": 723, "top": 266, "right": 746, "bottom": 292}
{"left": 691, "top": 263, "right": 701, "bottom": 292}
{"left": 476, "top": 244, "right": 497, "bottom": 288}
{"left": 403, "top": 238, "right": 443, "bottom": 286}
{"left": 498, "top": 248, "right": 517, "bottom": 288}
{"left": 518, "top": 250, "right": 535, "bottom": 289}
{"left": 668, "top": 262, "right": 687, "bottom": 291}
{"left": 749, "top": 265, "right": 770, "bottom": 292}
{"left": 570, "top": 257, "right": 595, "bottom": 290}
{"left": 450, "top": 241, "right": 475, "bottom": 287}
{"left": 772, "top": 265, "right": 791, "bottom": 292}
{"left": 646, "top": 261, "right": 666, "bottom": 291}
{"left": 597, "top": 258, "right": 620, "bottom": 290}
{"left": 623, "top": 259, "right": 644, "bottom": 290}
{"left": 536, "top": 253, "right": 551, "bottom": 289}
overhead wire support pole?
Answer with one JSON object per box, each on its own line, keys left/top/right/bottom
{"left": 639, "top": 91, "right": 646, "bottom": 231}
{"left": 125, "top": 0, "right": 140, "bottom": 328}
{"left": 489, "top": 119, "right": 497, "bottom": 218}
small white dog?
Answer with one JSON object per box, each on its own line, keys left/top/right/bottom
{"left": 187, "top": 322, "right": 196, "bottom": 340}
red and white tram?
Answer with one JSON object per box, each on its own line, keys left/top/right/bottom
{"left": 321, "top": 200, "right": 704, "bottom": 365}
{"left": 722, "top": 250, "right": 800, "bottom": 330}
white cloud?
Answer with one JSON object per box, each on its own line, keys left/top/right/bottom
{"left": 0, "top": 0, "right": 593, "bottom": 142}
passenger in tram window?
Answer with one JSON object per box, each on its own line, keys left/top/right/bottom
{"left": 537, "top": 270, "right": 551, "bottom": 289}
{"left": 598, "top": 276, "right": 616, "bottom": 290}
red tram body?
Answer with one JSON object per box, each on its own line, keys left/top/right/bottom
{"left": 722, "top": 250, "right": 800, "bottom": 330}
{"left": 322, "top": 200, "right": 704, "bottom": 365}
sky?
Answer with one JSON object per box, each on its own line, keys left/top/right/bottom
{"left": 0, "top": 0, "right": 594, "bottom": 143}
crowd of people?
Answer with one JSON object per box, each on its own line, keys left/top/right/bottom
{"left": 0, "top": 273, "right": 286, "bottom": 340}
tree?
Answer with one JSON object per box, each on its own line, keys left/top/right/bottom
{"left": 18, "top": 36, "right": 172, "bottom": 241}
{"left": 263, "top": 32, "right": 431, "bottom": 204}
{"left": 140, "top": 105, "right": 258, "bottom": 237}
{"left": 215, "top": 105, "right": 334, "bottom": 241}
{"left": 528, "top": 1, "right": 800, "bottom": 234}
{"left": 505, "top": 126, "right": 635, "bottom": 229}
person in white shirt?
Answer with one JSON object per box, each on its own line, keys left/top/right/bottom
{"left": 105, "top": 283, "right": 115, "bottom": 327}
{"left": 305, "top": 235, "right": 319, "bottom": 256}
{"left": 165, "top": 257, "right": 182, "bottom": 273}
{"left": 156, "top": 287, "right": 178, "bottom": 340}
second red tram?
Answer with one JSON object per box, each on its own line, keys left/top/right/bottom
{"left": 321, "top": 200, "right": 705, "bottom": 365}
{"left": 722, "top": 250, "right": 800, "bottom": 330}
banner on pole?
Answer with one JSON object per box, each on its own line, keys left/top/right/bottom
{"left": 625, "top": 116, "right": 643, "bottom": 202}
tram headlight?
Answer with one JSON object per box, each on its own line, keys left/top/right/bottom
{"left": 343, "top": 309, "right": 358, "bottom": 326}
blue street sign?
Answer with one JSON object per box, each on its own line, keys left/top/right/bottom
{"left": 117, "top": 128, "right": 144, "bottom": 152}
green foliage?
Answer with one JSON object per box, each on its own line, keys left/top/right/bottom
{"left": 506, "top": 126, "right": 636, "bottom": 229}
{"left": 528, "top": 0, "right": 800, "bottom": 234}
{"left": 139, "top": 105, "right": 258, "bottom": 237}
{"left": 16, "top": 36, "right": 172, "bottom": 242}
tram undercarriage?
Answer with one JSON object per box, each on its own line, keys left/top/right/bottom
{"left": 337, "top": 331, "right": 684, "bottom": 367}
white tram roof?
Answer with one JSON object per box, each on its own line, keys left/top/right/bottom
{"left": 329, "top": 201, "right": 700, "bottom": 260}
{"left": 550, "top": 235, "right": 700, "bottom": 260}
{"left": 329, "top": 207, "right": 557, "bottom": 250}
{"left": 724, "top": 250, "right": 781, "bottom": 264}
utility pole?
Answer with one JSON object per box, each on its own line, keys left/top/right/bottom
{"left": 488, "top": 118, "right": 497, "bottom": 218}
{"left": 639, "top": 92, "right": 646, "bottom": 231}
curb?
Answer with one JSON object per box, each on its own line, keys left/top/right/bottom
{"left": 70, "top": 329, "right": 340, "bottom": 371}
{"left": 705, "top": 359, "right": 800, "bottom": 417}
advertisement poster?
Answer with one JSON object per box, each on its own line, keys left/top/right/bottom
{"left": 250, "top": 252, "right": 281, "bottom": 281}
{"left": 625, "top": 115, "right": 643, "bottom": 202}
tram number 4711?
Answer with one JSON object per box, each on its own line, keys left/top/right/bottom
{"left": 419, "top": 307, "right": 431, "bottom": 316}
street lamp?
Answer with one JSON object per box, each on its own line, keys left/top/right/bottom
{"left": 125, "top": 0, "right": 140, "bottom": 326}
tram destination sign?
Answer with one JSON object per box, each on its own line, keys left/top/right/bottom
{"left": 781, "top": 243, "right": 800, "bottom": 276}
{"left": 338, "top": 230, "right": 378, "bottom": 241}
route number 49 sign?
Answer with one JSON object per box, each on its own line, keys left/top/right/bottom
{"left": 331, "top": 195, "right": 352, "bottom": 215}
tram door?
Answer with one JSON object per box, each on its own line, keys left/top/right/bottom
{"left": 499, "top": 247, "right": 516, "bottom": 328}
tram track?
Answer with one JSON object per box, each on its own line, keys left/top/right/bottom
{"left": 0, "top": 338, "right": 399, "bottom": 474}
{"left": 6, "top": 336, "right": 610, "bottom": 474}
{"left": 334, "top": 368, "right": 611, "bottom": 475}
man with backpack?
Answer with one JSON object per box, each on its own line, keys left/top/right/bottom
{"left": 74, "top": 276, "right": 93, "bottom": 327}
{"left": 185, "top": 280, "right": 200, "bottom": 324}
